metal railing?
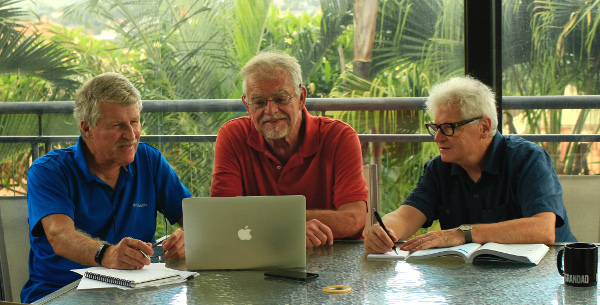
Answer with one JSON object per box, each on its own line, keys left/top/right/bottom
{"left": 2, "top": 96, "right": 600, "bottom": 160}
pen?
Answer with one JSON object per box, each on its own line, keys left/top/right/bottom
{"left": 373, "top": 209, "right": 398, "bottom": 255}
{"left": 140, "top": 250, "right": 151, "bottom": 260}
{"left": 152, "top": 234, "right": 170, "bottom": 247}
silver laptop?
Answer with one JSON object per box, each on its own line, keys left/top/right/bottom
{"left": 182, "top": 195, "right": 306, "bottom": 270}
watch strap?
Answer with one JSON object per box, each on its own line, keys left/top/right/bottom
{"left": 94, "top": 244, "right": 110, "bottom": 266}
{"left": 463, "top": 229, "right": 473, "bottom": 243}
{"left": 459, "top": 224, "right": 473, "bottom": 243}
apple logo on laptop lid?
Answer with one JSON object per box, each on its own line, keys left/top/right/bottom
{"left": 238, "top": 226, "right": 252, "bottom": 240}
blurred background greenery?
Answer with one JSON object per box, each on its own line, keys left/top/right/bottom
{"left": 1, "top": 0, "right": 599, "bottom": 238}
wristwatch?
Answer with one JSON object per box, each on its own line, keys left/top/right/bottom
{"left": 458, "top": 224, "right": 473, "bottom": 243}
{"left": 94, "top": 243, "right": 111, "bottom": 266}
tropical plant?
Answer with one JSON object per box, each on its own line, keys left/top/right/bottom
{"left": 503, "top": 0, "right": 600, "bottom": 175}
{"left": 63, "top": 0, "right": 244, "bottom": 196}
{"left": 0, "top": 0, "right": 80, "bottom": 194}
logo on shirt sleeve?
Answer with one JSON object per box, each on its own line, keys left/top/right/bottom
{"left": 132, "top": 203, "right": 148, "bottom": 208}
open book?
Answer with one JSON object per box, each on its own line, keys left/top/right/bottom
{"left": 367, "top": 242, "right": 549, "bottom": 265}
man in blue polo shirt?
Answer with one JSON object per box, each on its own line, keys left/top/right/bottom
{"left": 364, "top": 76, "right": 576, "bottom": 254}
{"left": 21, "top": 72, "right": 192, "bottom": 303}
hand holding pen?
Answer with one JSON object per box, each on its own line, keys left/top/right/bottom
{"left": 160, "top": 229, "right": 186, "bottom": 259}
{"left": 372, "top": 209, "right": 399, "bottom": 254}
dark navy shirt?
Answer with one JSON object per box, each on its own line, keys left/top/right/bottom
{"left": 404, "top": 133, "right": 576, "bottom": 242}
{"left": 22, "top": 137, "right": 192, "bottom": 303}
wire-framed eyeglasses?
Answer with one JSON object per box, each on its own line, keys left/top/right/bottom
{"left": 244, "top": 95, "right": 296, "bottom": 110}
{"left": 425, "top": 117, "right": 483, "bottom": 137}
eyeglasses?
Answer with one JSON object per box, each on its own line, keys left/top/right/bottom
{"left": 244, "top": 95, "right": 296, "bottom": 110}
{"left": 425, "top": 117, "right": 483, "bottom": 137}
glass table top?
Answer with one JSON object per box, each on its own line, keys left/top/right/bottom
{"left": 36, "top": 242, "right": 599, "bottom": 304}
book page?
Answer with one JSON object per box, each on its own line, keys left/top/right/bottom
{"left": 407, "top": 243, "right": 482, "bottom": 260}
{"left": 367, "top": 249, "right": 411, "bottom": 260}
{"left": 469, "top": 243, "right": 549, "bottom": 264}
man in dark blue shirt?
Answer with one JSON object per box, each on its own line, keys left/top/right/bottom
{"left": 22, "top": 73, "right": 192, "bottom": 303}
{"left": 364, "top": 76, "right": 576, "bottom": 254}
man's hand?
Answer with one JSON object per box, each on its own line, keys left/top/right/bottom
{"left": 400, "top": 228, "right": 464, "bottom": 251}
{"left": 306, "top": 219, "right": 334, "bottom": 248}
{"left": 101, "top": 237, "right": 153, "bottom": 269}
{"left": 364, "top": 224, "right": 399, "bottom": 254}
{"left": 163, "top": 228, "right": 185, "bottom": 259}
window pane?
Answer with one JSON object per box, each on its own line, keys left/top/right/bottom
{"left": 502, "top": 0, "right": 600, "bottom": 175}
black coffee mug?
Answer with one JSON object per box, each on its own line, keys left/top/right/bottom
{"left": 557, "top": 243, "right": 598, "bottom": 287}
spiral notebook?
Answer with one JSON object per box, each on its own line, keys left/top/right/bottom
{"left": 83, "top": 266, "right": 181, "bottom": 288}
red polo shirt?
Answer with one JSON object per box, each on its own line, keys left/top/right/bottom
{"left": 210, "top": 108, "right": 368, "bottom": 211}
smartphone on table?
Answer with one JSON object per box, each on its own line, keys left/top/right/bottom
{"left": 264, "top": 269, "right": 319, "bottom": 281}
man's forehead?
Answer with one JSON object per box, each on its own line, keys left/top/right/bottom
{"left": 249, "top": 88, "right": 291, "bottom": 98}
{"left": 434, "top": 104, "right": 462, "bottom": 122}
{"left": 97, "top": 102, "right": 140, "bottom": 120}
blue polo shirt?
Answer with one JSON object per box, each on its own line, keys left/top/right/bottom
{"left": 404, "top": 133, "right": 576, "bottom": 242}
{"left": 21, "top": 137, "right": 192, "bottom": 303}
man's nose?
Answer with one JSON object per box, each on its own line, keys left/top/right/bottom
{"left": 434, "top": 128, "right": 446, "bottom": 142}
{"left": 263, "top": 99, "right": 279, "bottom": 115}
{"left": 123, "top": 124, "right": 136, "bottom": 140}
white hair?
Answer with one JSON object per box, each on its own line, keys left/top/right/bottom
{"left": 426, "top": 76, "right": 498, "bottom": 137}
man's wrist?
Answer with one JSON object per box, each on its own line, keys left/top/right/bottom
{"left": 94, "top": 243, "right": 111, "bottom": 266}
{"left": 458, "top": 224, "right": 473, "bottom": 243}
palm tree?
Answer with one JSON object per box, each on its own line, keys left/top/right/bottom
{"left": 504, "top": 0, "right": 600, "bottom": 174}
{"left": 0, "top": 0, "right": 79, "bottom": 195}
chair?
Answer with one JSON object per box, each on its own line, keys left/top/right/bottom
{"left": 557, "top": 175, "right": 600, "bottom": 243}
{"left": 0, "top": 196, "right": 30, "bottom": 303}
{"left": 362, "top": 164, "right": 380, "bottom": 233}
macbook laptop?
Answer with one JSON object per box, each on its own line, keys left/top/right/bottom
{"left": 182, "top": 195, "right": 306, "bottom": 270}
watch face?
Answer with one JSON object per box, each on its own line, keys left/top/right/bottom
{"left": 459, "top": 224, "right": 472, "bottom": 231}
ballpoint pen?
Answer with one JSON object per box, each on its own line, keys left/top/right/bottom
{"left": 139, "top": 249, "right": 151, "bottom": 260}
{"left": 373, "top": 209, "right": 398, "bottom": 255}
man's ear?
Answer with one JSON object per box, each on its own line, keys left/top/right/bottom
{"left": 241, "top": 94, "right": 250, "bottom": 115}
{"left": 80, "top": 120, "right": 92, "bottom": 139}
{"left": 298, "top": 86, "right": 307, "bottom": 110}
{"left": 480, "top": 117, "right": 492, "bottom": 139}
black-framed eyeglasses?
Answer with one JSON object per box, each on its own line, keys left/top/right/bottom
{"left": 244, "top": 95, "right": 296, "bottom": 110}
{"left": 425, "top": 117, "right": 483, "bottom": 137}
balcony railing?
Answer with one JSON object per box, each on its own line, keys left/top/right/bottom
{"left": 1, "top": 96, "right": 600, "bottom": 160}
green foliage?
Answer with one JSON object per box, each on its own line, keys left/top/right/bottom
{"left": 0, "top": 0, "right": 81, "bottom": 194}
{"left": 503, "top": 0, "right": 600, "bottom": 175}
{"left": 1, "top": 0, "right": 599, "bottom": 238}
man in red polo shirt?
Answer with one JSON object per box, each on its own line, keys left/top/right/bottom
{"left": 210, "top": 52, "right": 368, "bottom": 248}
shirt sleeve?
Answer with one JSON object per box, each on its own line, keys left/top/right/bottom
{"left": 513, "top": 144, "right": 566, "bottom": 227}
{"left": 331, "top": 124, "right": 368, "bottom": 209}
{"left": 210, "top": 122, "right": 244, "bottom": 197}
{"left": 402, "top": 158, "right": 442, "bottom": 228}
{"left": 27, "top": 161, "right": 77, "bottom": 237}
{"left": 147, "top": 146, "right": 192, "bottom": 225}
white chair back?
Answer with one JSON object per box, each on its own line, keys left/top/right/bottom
{"left": 362, "top": 164, "right": 380, "bottom": 233}
{"left": 0, "top": 196, "right": 30, "bottom": 303}
{"left": 557, "top": 175, "right": 600, "bottom": 243}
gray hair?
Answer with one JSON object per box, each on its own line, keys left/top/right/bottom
{"left": 241, "top": 52, "right": 302, "bottom": 96}
{"left": 426, "top": 76, "right": 498, "bottom": 137}
{"left": 74, "top": 72, "right": 142, "bottom": 127}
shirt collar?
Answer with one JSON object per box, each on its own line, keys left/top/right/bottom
{"left": 247, "top": 107, "right": 318, "bottom": 158}
{"left": 482, "top": 132, "right": 503, "bottom": 175}
{"left": 74, "top": 136, "right": 96, "bottom": 183}
{"left": 450, "top": 132, "right": 502, "bottom": 177}
{"left": 73, "top": 136, "right": 134, "bottom": 184}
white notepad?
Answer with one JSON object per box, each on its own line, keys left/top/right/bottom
{"left": 72, "top": 264, "right": 194, "bottom": 289}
